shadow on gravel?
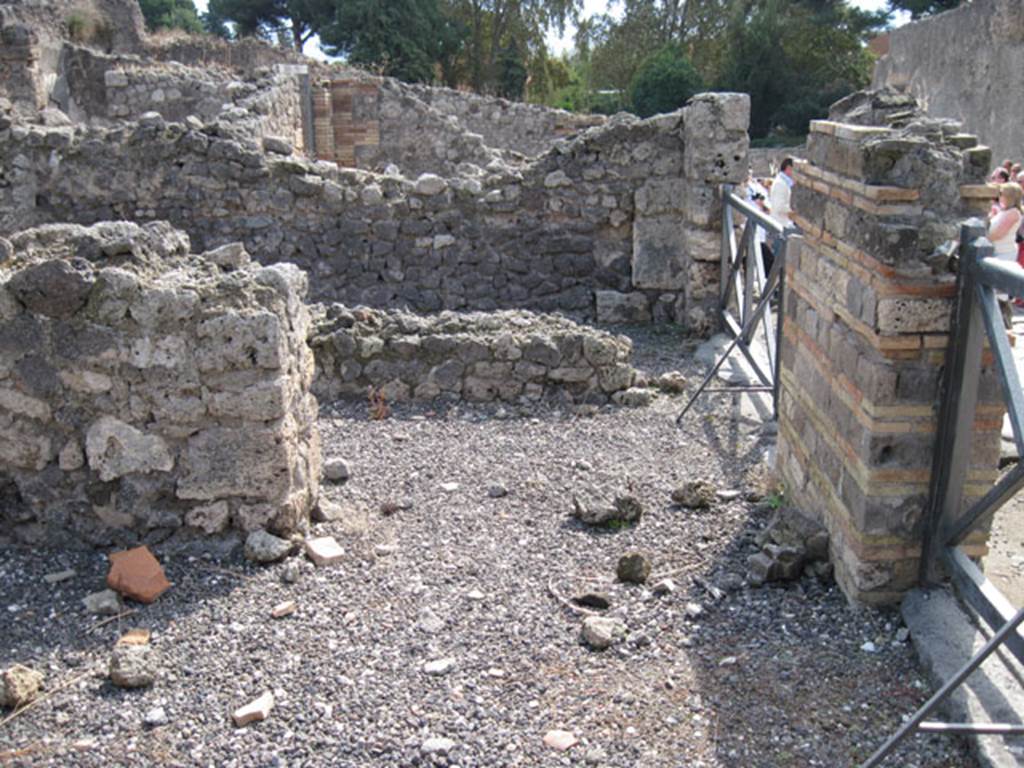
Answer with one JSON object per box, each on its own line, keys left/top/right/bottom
{"left": 0, "top": 538, "right": 243, "bottom": 668}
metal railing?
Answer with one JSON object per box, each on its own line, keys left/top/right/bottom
{"left": 677, "top": 184, "right": 791, "bottom": 423}
{"left": 861, "top": 218, "right": 1024, "bottom": 766}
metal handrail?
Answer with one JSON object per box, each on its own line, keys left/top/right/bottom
{"left": 723, "top": 189, "right": 787, "bottom": 236}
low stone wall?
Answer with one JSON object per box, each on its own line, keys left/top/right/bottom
{"left": 0, "top": 92, "right": 750, "bottom": 329}
{"left": 0, "top": 222, "right": 320, "bottom": 548}
{"left": 775, "top": 112, "right": 1001, "bottom": 604}
{"left": 310, "top": 306, "right": 636, "bottom": 403}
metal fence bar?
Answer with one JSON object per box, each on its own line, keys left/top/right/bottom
{"left": 859, "top": 604, "right": 1024, "bottom": 768}
{"left": 944, "top": 546, "right": 1024, "bottom": 666}
{"left": 943, "top": 464, "right": 1024, "bottom": 547}
{"left": 919, "top": 221, "right": 990, "bottom": 584}
{"left": 975, "top": 283, "right": 1024, "bottom": 454}
{"left": 677, "top": 186, "right": 786, "bottom": 424}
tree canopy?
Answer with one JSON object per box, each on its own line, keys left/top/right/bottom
{"left": 887, "top": 0, "right": 960, "bottom": 19}
{"left": 197, "top": 0, "right": 890, "bottom": 140}
{"left": 138, "top": 0, "right": 203, "bottom": 34}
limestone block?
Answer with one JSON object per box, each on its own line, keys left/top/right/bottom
{"left": 177, "top": 425, "right": 295, "bottom": 501}
{"left": 595, "top": 291, "right": 651, "bottom": 324}
{"left": 195, "top": 312, "right": 285, "bottom": 372}
{"left": 633, "top": 215, "right": 686, "bottom": 290}
{"left": 634, "top": 180, "right": 686, "bottom": 217}
{"left": 85, "top": 416, "right": 173, "bottom": 482}
{"left": 876, "top": 297, "right": 952, "bottom": 334}
{"left": 184, "top": 501, "right": 231, "bottom": 534}
{"left": 685, "top": 227, "right": 720, "bottom": 263}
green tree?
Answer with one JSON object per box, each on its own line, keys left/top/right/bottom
{"left": 719, "top": 0, "right": 883, "bottom": 138}
{"left": 138, "top": 0, "right": 203, "bottom": 33}
{"left": 628, "top": 42, "right": 703, "bottom": 117}
{"left": 206, "top": 0, "right": 332, "bottom": 47}
{"left": 888, "top": 0, "right": 960, "bottom": 18}
{"left": 444, "top": 0, "right": 582, "bottom": 93}
{"left": 320, "top": 0, "right": 456, "bottom": 82}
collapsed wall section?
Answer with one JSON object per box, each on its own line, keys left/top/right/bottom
{"left": 311, "top": 307, "right": 637, "bottom": 404}
{"left": 0, "top": 93, "right": 750, "bottom": 329}
{"left": 0, "top": 221, "right": 320, "bottom": 548}
{"left": 776, "top": 113, "right": 1002, "bottom": 604}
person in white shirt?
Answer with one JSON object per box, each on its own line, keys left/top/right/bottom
{"left": 769, "top": 157, "right": 796, "bottom": 230}
{"left": 988, "top": 182, "right": 1023, "bottom": 261}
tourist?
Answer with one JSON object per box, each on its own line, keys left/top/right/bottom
{"left": 1013, "top": 162, "right": 1022, "bottom": 178}
{"left": 989, "top": 182, "right": 1023, "bottom": 262}
{"left": 991, "top": 167, "right": 1011, "bottom": 184}
{"left": 769, "top": 157, "right": 796, "bottom": 230}
{"left": 988, "top": 182, "right": 1024, "bottom": 317}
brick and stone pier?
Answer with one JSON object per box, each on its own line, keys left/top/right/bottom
{"left": 776, "top": 116, "right": 1003, "bottom": 604}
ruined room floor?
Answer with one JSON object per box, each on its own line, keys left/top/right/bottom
{"left": 0, "top": 329, "right": 975, "bottom": 768}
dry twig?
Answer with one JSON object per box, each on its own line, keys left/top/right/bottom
{"left": 87, "top": 609, "right": 137, "bottom": 634}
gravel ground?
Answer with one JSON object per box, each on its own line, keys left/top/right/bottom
{"left": 0, "top": 328, "right": 976, "bottom": 767}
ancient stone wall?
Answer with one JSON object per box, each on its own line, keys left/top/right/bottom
{"left": 55, "top": 47, "right": 308, "bottom": 151}
{"left": 0, "top": 92, "right": 750, "bottom": 329}
{"left": 391, "top": 81, "right": 606, "bottom": 158}
{"left": 872, "top": 0, "right": 1024, "bottom": 167}
{"left": 311, "top": 306, "right": 637, "bottom": 404}
{"left": 0, "top": 221, "right": 320, "bottom": 548}
{"left": 775, "top": 113, "right": 1002, "bottom": 604}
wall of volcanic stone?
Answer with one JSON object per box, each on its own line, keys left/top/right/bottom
{"left": 0, "top": 92, "right": 750, "bottom": 330}
{"left": 0, "top": 221, "right": 320, "bottom": 548}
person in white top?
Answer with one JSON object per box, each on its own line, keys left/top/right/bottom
{"left": 988, "top": 182, "right": 1023, "bottom": 261}
{"left": 769, "top": 157, "right": 796, "bottom": 229}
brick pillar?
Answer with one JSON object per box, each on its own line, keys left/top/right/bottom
{"left": 311, "top": 84, "right": 334, "bottom": 163}
{"left": 329, "top": 80, "right": 381, "bottom": 169}
{"left": 776, "top": 119, "right": 1003, "bottom": 605}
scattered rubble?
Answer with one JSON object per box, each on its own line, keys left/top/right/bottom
{"left": 671, "top": 480, "right": 717, "bottom": 509}
{"left": 232, "top": 691, "right": 274, "bottom": 727}
{"left": 305, "top": 536, "right": 344, "bottom": 567}
{"left": 616, "top": 552, "right": 652, "bottom": 584}
{"left": 571, "top": 489, "right": 643, "bottom": 526}
{"left": 106, "top": 546, "right": 171, "bottom": 604}
{"left": 0, "top": 664, "right": 44, "bottom": 708}
{"left": 581, "top": 616, "right": 627, "bottom": 650}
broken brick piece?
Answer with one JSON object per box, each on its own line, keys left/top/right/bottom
{"left": 106, "top": 546, "right": 171, "bottom": 604}
{"left": 232, "top": 691, "right": 274, "bottom": 727}
{"left": 304, "top": 536, "right": 344, "bottom": 567}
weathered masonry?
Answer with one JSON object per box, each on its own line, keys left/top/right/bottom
{"left": 0, "top": 222, "right": 321, "bottom": 547}
{"left": 774, "top": 108, "right": 1002, "bottom": 604}
{"left": 0, "top": 93, "right": 750, "bottom": 329}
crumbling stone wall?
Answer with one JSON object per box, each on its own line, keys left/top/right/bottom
{"left": 0, "top": 92, "right": 750, "bottom": 329}
{"left": 775, "top": 109, "right": 1002, "bottom": 604}
{"left": 872, "top": 0, "right": 1024, "bottom": 167}
{"left": 0, "top": 221, "right": 320, "bottom": 547}
{"left": 390, "top": 81, "right": 606, "bottom": 159}
{"left": 311, "top": 306, "right": 637, "bottom": 404}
